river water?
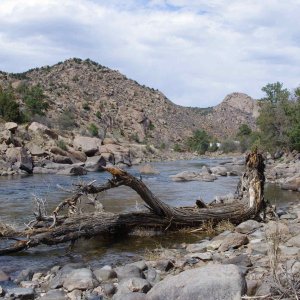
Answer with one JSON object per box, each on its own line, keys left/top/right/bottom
{"left": 0, "top": 158, "right": 298, "bottom": 277}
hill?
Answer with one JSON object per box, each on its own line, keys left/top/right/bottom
{"left": 0, "top": 58, "right": 258, "bottom": 147}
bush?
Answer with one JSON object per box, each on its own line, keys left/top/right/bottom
{"left": 95, "top": 111, "right": 101, "bottom": 119}
{"left": 88, "top": 123, "right": 98, "bottom": 136}
{"left": 83, "top": 102, "right": 90, "bottom": 110}
{"left": 208, "top": 142, "right": 218, "bottom": 152}
{"left": 56, "top": 111, "right": 77, "bottom": 130}
{"left": 24, "top": 85, "right": 48, "bottom": 116}
{"left": 57, "top": 139, "right": 67, "bottom": 151}
{"left": 173, "top": 143, "right": 183, "bottom": 152}
{"left": 186, "top": 130, "right": 210, "bottom": 154}
{"left": 0, "top": 87, "right": 23, "bottom": 122}
{"left": 220, "top": 140, "right": 238, "bottom": 153}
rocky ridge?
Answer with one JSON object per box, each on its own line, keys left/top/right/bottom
{"left": 0, "top": 58, "right": 258, "bottom": 148}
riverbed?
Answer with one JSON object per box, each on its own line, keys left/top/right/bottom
{"left": 0, "top": 158, "right": 298, "bottom": 277}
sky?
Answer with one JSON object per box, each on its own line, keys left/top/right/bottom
{"left": 0, "top": 0, "right": 299, "bottom": 107}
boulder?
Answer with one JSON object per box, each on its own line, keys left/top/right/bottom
{"left": 281, "top": 176, "right": 300, "bottom": 192}
{"left": 40, "top": 289, "right": 67, "bottom": 300}
{"left": 73, "top": 136, "right": 102, "bottom": 156}
{"left": 170, "top": 171, "right": 217, "bottom": 182}
{"left": 114, "top": 278, "right": 151, "bottom": 296}
{"left": 0, "top": 130, "right": 12, "bottom": 144}
{"left": 26, "top": 143, "right": 45, "bottom": 157}
{"left": 93, "top": 267, "right": 117, "bottom": 282}
{"left": 186, "top": 241, "right": 210, "bottom": 253}
{"left": 103, "top": 137, "right": 117, "bottom": 145}
{"left": 113, "top": 292, "right": 147, "bottom": 300}
{"left": 0, "top": 270, "right": 10, "bottom": 281}
{"left": 115, "top": 265, "right": 144, "bottom": 281}
{"left": 68, "top": 149, "right": 87, "bottom": 162}
{"left": 5, "top": 147, "right": 33, "bottom": 174}
{"left": 52, "top": 155, "right": 73, "bottom": 164}
{"left": 139, "top": 164, "right": 159, "bottom": 175}
{"left": 57, "top": 166, "right": 87, "bottom": 176}
{"left": 85, "top": 156, "right": 106, "bottom": 172}
{"left": 286, "top": 233, "right": 300, "bottom": 248}
{"left": 5, "top": 287, "right": 34, "bottom": 299}
{"left": 50, "top": 146, "right": 68, "bottom": 157}
{"left": 219, "top": 232, "right": 249, "bottom": 252}
{"left": 63, "top": 268, "right": 95, "bottom": 292}
{"left": 5, "top": 122, "right": 18, "bottom": 132}
{"left": 210, "top": 166, "right": 228, "bottom": 176}
{"left": 146, "top": 264, "right": 246, "bottom": 300}
{"left": 235, "top": 220, "right": 262, "bottom": 234}
{"left": 28, "top": 122, "right": 58, "bottom": 139}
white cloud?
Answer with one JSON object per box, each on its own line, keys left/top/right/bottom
{"left": 0, "top": 0, "right": 299, "bottom": 107}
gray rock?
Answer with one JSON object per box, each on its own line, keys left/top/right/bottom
{"left": 144, "top": 267, "right": 160, "bottom": 285}
{"left": 6, "top": 147, "right": 33, "bottom": 174}
{"left": 146, "top": 264, "right": 246, "bottom": 300}
{"left": 5, "top": 122, "right": 18, "bottom": 132}
{"left": 63, "top": 268, "right": 96, "bottom": 292}
{"left": 100, "top": 282, "right": 116, "bottom": 296}
{"left": 139, "top": 164, "right": 159, "bottom": 175}
{"left": 249, "top": 241, "right": 268, "bottom": 255}
{"left": 185, "top": 252, "right": 212, "bottom": 261}
{"left": 286, "top": 233, "right": 300, "bottom": 247}
{"left": 186, "top": 241, "right": 210, "bottom": 253}
{"left": 153, "top": 260, "right": 174, "bottom": 272}
{"left": 52, "top": 155, "right": 73, "bottom": 164}
{"left": 235, "top": 220, "right": 262, "bottom": 234}
{"left": 115, "top": 265, "right": 144, "bottom": 281}
{"left": 38, "top": 289, "right": 66, "bottom": 300}
{"left": 48, "top": 263, "right": 86, "bottom": 289}
{"left": 113, "top": 292, "right": 147, "bottom": 300}
{"left": 279, "top": 245, "right": 299, "bottom": 256}
{"left": 0, "top": 270, "right": 10, "bottom": 281}
{"left": 210, "top": 166, "right": 228, "bottom": 176}
{"left": 85, "top": 156, "right": 106, "bottom": 172}
{"left": 15, "top": 269, "right": 34, "bottom": 283}
{"left": 73, "top": 136, "right": 102, "bottom": 156}
{"left": 0, "top": 285, "right": 3, "bottom": 296}
{"left": 93, "top": 268, "right": 117, "bottom": 282}
{"left": 67, "top": 289, "right": 82, "bottom": 300}
{"left": 170, "top": 170, "right": 217, "bottom": 182}
{"left": 113, "top": 278, "right": 151, "bottom": 299}
{"left": 26, "top": 143, "right": 45, "bottom": 157}
{"left": 222, "top": 254, "right": 252, "bottom": 268}
{"left": 6, "top": 287, "right": 34, "bottom": 300}
{"left": 128, "top": 261, "right": 148, "bottom": 271}
{"left": 57, "top": 166, "right": 87, "bottom": 176}
{"left": 219, "top": 232, "right": 249, "bottom": 252}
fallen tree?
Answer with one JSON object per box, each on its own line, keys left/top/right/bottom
{"left": 0, "top": 150, "right": 266, "bottom": 255}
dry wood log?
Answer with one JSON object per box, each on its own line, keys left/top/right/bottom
{"left": 0, "top": 150, "right": 266, "bottom": 255}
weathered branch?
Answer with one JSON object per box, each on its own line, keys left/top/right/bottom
{"left": 0, "top": 150, "right": 266, "bottom": 255}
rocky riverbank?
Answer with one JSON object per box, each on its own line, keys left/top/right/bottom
{"left": 0, "top": 199, "right": 299, "bottom": 300}
{"left": 0, "top": 121, "right": 186, "bottom": 177}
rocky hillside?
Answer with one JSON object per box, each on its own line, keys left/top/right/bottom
{"left": 0, "top": 58, "right": 258, "bottom": 146}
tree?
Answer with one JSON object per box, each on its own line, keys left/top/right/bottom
{"left": 186, "top": 130, "right": 210, "bottom": 154}
{"left": 237, "top": 124, "right": 252, "bottom": 137}
{"left": 24, "top": 85, "right": 48, "bottom": 116}
{"left": 261, "top": 82, "right": 290, "bottom": 104}
{"left": 0, "top": 87, "right": 23, "bottom": 122}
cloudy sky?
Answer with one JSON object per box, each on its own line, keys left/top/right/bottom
{"left": 0, "top": 0, "right": 299, "bottom": 107}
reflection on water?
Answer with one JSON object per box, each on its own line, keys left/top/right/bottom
{"left": 0, "top": 158, "right": 298, "bottom": 276}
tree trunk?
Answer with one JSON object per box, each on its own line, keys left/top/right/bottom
{"left": 0, "top": 150, "right": 265, "bottom": 255}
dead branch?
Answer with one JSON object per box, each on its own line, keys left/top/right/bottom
{"left": 0, "top": 150, "right": 266, "bottom": 255}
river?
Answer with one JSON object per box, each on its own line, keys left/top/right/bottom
{"left": 0, "top": 158, "right": 298, "bottom": 277}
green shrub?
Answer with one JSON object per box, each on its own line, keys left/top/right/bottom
{"left": 56, "top": 111, "right": 77, "bottom": 130}
{"left": 95, "top": 111, "right": 101, "bottom": 119}
{"left": 0, "top": 87, "right": 23, "bottom": 122}
{"left": 88, "top": 123, "right": 98, "bottom": 136}
{"left": 83, "top": 102, "right": 90, "bottom": 110}
{"left": 186, "top": 130, "right": 210, "bottom": 154}
{"left": 173, "top": 143, "right": 182, "bottom": 152}
{"left": 220, "top": 140, "right": 238, "bottom": 153}
{"left": 24, "top": 85, "right": 48, "bottom": 116}
{"left": 57, "top": 139, "right": 67, "bottom": 151}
